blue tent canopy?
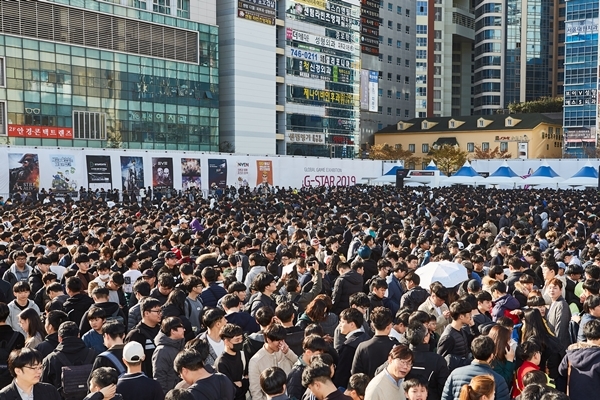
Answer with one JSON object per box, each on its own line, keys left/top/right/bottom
{"left": 384, "top": 166, "right": 404, "bottom": 176}
{"left": 489, "top": 164, "right": 519, "bottom": 178}
{"left": 452, "top": 163, "right": 480, "bottom": 177}
{"left": 571, "top": 165, "right": 598, "bottom": 179}
{"left": 529, "top": 165, "right": 560, "bottom": 178}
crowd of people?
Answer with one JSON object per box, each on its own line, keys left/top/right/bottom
{"left": 0, "top": 184, "right": 598, "bottom": 400}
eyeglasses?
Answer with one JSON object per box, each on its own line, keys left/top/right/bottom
{"left": 394, "top": 359, "right": 413, "bottom": 368}
{"left": 149, "top": 309, "right": 162, "bottom": 314}
{"left": 23, "top": 365, "right": 43, "bottom": 371}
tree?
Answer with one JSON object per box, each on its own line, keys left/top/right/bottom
{"left": 106, "top": 127, "right": 122, "bottom": 148}
{"left": 368, "top": 143, "right": 421, "bottom": 166}
{"left": 425, "top": 145, "right": 468, "bottom": 176}
{"left": 472, "top": 145, "right": 512, "bottom": 159}
{"left": 507, "top": 96, "right": 563, "bottom": 114}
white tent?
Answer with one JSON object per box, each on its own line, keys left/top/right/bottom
{"left": 484, "top": 161, "right": 524, "bottom": 186}
{"left": 523, "top": 162, "right": 564, "bottom": 185}
{"left": 560, "top": 162, "right": 599, "bottom": 187}
{"left": 442, "top": 161, "right": 484, "bottom": 185}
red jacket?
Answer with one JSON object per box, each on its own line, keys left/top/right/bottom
{"left": 512, "top": 360, "right": 540, "bottom": 397}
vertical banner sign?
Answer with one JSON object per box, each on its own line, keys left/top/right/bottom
{"left": 8, "top": 153, "right": 39, "bottom": 196}
{"left": 120, "top": 156, "right": 144, "bottom": 193}
{"left": 208, "top": 159, "right": 228, "bottom": 188}
{"left": 360, "top": 69, "right": 369, "bottom": 111}
{"left": 368, "top": 70, "right": 378, "bottom": 112}
{"left": 86, "top": 156, "right": 112, "bottom": 188}
{"left": 49, "top": 154, "right": 77, "bottom": 195}
{"left": 256, "top": 160, "right": 274, "bottom": 185}
{"left": 236, "top": 162, "right": 250, "bottom": 188}
{"left": 181, "top": 158, "right": 202, "bottom": 189}
{"left": 152, "top": 157, "right": 174, "bottom": 191}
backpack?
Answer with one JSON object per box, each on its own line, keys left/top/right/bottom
{"left": 0, "top": 332, "right": 20, "bottom": 379}
{"left": 56, "top": 350, "right": 96, "bottom": 400}
{"left": 98, "top": 351, "right": 126, "bottom": 377}
{"left": 106, "top": 308, "right": 124, "bottom": 325}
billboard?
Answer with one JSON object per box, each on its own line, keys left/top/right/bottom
{"left": 8, "top": 153, "right": 39, "bottom": 195}
{"left": 181, "top": 158, "right": 202, "bottom": 190}
{"left": 120, "top": 156, "right": 144, "bottom": 193}
{"left": 208, "top": 159, "right": 228, "bottom": 188}
{"left": 49, "top": 154, "right": 78, "bottom": 195}
{"left": 86, "top": 155, "right": 112, "bottom": 190}
{"left": 152, "top": 157, "right": 174, "bottom": 191}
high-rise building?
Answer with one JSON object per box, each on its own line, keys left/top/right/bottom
{"left": 0, "top": 0, "right": 219, "bottom": 150}
{"left": 562, "top": 0, "right": 598, "bottom": 157}
{"left": 473, "top": 0, "right": 564, "bottom": 115}
{"left": 415, "top": 0, "right": 474, "bottom": 118}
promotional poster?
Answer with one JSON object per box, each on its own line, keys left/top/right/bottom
{"left": 86, "top": 155, "right": 113, "bottom": 189}
{"left": 120, "top": 156, "right": 144, "bottom": 193}
{"left": 8, "top": 153, "right": 39, "bottom": 195}
{"left": 152, "top": 157, "right": 174, "bottom": 191}
{"left": 208, "top": 159, "right": 227, "bottom": 188}
{"left": 256, "top": 160, "right": 274, "bottom": 185}
{"left": 49, "top": 154, "right": 78, "bottom": 195}
{"left": 181, "top": 158, "right": 201, "bottom": 189}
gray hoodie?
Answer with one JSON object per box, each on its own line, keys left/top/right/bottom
{"left": 151, "top": 330, "right": 185, "bottom": 394}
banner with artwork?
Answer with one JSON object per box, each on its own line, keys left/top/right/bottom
{"left": 152, "top": 157, "right": 173, "bottom": 191}
{"left": 256, "top": 160, "right": 273, "bottom": 185}
{"left": 86, "top": 155, "right": 112, "bottom": 189}
{"left": 120, "top": 156, "right": 144, "bottom": 193}
{"left": 181, "top": 158, "right": 201, "bottom": 189}
{"left": 8, "top": 153, "right": 39, "bottom": 195}
{"left": 49, "top": 154, "right": 78, "bottom": 195}
{"left": 235, "top": 161, "right": 250, "bottom": 188}
{"left": 208, "top": 159, "right": 227, "bottom": 188}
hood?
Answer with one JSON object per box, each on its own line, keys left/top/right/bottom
{"left": 55, "top": 336, "right": 89, "bottom": 354}
{"left": 341, "top": 269, "right": 363, "bottom": 285}
{"left": 63, "top": 293, "right": 94, "bottom": 309}
{"left": 494, "top": 294, "right": 520, "bottom": 310}
{"left": 566, "top": 343, "right": 600, "bottom": 370}
{"left": 298, "top": 313, "right": 313, "bottom": 323}
{"left": 95, "top": 301, "right": 120, "bottom": 316}
{"left": 10, "top": 264, "right": 32, "bottom": 276}
{"left": 154, "top": 330, "right": 185, "bottom": 350}
{"left": 44, "top": 332, "right": 60, "bottom": 346}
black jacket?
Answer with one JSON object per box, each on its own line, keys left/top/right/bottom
{"left": 400, "top": 286, "right": 430, "bottom": 313}
{"left": 437, "top": 324, "right": 472, "bottom": 372}
{"left": 0, "top": 326, "right": 24, "bottom": 388}
{"left": 331, "top": 270, "right": 363, "bottom": 315}
{"left": 79, "top": 301, "right": 127, "bottom": 335}
{"left": 332, "top": 330, "right": 369, "bottom": 388}
{"left": 41, "top": 336, "right": 97, "bottom": 389}
{"left": 35, "top": 332, "right": 60, "bottom": 359}
{"left": 406, "top": 343, "right": 450, "bottom": 400}
{"left": 0, "top": 381, "right": 62, "bottom": 400}
{"left": 124, "top": 322, "right": 160, "bottom": 378}
{"left": 351, "top": 335, "right": 398, "bottom": 378}
{"left": 248, "top": 292, "right": 277, "bottom": 317}
{"left": 63, "top": 293, "right": 95, "bottom": 325}
{"left": 28, "top": 267, "right": 45, "bottom": 300}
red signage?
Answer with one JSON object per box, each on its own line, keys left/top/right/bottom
{"left": 8, "top": 125, "right": 73, "bottom": 139}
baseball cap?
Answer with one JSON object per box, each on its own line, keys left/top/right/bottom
{"left": 165, "top": 251, "right": 177, "bottom": 259}
{"left": 123, "top": 341, "right": 145, "bottom": 363}
{"left": 311, "top": 238, "right": 320, "bottom": 246}
{"left": 142, "top": 269, "right": 155, "bottom": 278}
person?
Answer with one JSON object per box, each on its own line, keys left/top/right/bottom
{"left": 82, "top": 307, "right": 108, "bottom": 353}
{"left": 124, "top": 297, "right": 161, "bottom": 378}
{"left": 400, "top": 271, "right": 429, "bottom": 313}
{"left": 302, "top": 360, "right": 352, "bottom": 400}
{"left": 364, "top": 345, "right": 414, "bottom": 400}
{"left": 174, "top": 349, "right": 235, "bottom": 400}
{"left": 80, "top": 287, "right": 126, "bottom": 335}
{"left": 0, "top": 347, "right": 61, "bottom": 400}
{"left": 512, "top": 340, "right": 542, "bottom": 398}
{"left": 487, "top": 325, "right": 516, "bottom": 388}
{"left": 181, "top": 276, "right": 204, "bottom": 335}
{"left": 116, "top": 341, "right": 164, "bottom": 400}
{"left": 197, "top": 307, "right": 227, "bottom": 369}
{"left": 490, "top": 281, "right": 520, "bottom": 322}
{"left": 18, "top": 308, "right": 45, "bottom": 349}
{"left": 90, "top": 320, "right": 127, "bottom": 375}
{"left": 199, "top": 267, "right": 227, "bottom": 308}
{"left": 7, "top": 282, "right": 40, "bottom": 337}
{"left": 458, "top": 375, "right": 495, "bottom": 400}
{"left": 247, "top": 272, "right": 278, "bottom": 317}
{"left": 351, "top": 307, "right": 398, "bottom": 378}
{"left": 403, "top": 378, "right": 428, "bottom": 400}
{"left": 215, "top": 323, "right": 248, "bottom": 400}
{"left": 127, "top": 280, "right": 151, "bottom": 331}
{"left": 0, "top": 303, "right": 25, "bottom": 388}
{"left": 558, "top": 318, "right": 600, "bottom": 398}
{"left": 441, "top": 335, "right": 510, "bottom": 400}
{"left": 152, "top": 317, "right": 186, "bottom": 394}
{"left": 471, "top": 291, "right": 493, "bottom": 334}
{"left": 286, "top": 335, "right": 328, "bottom": 400}
{"left": 260, "top": 367, "right": 289, "bottom": 400}
{"left": 85, "top": 367, "right": 122, "bottom": 400}
{"left": 222, "top": 294, "right": 259, "bottom": 335}
{"left": 161, "top": 289, "right": 194, "bottom": 342}
{"left": 333, "top": 308, "right": 369, "bottom": 389}
{"left": 35, "top": 310, "right": 67, "bottom": 358}
{"left": 545, "top": 278, "right": 571, "bottom": 350}
{"left": 63, "top": 277, "right": 95, "bottom": 325}
{"left": 577, "top": 294, "right": 600, "bottom": 342}
{"left": 418, "top": 282, "right": 450, "bottom": 336}
{"left": 437, "top": 300, "right": 473, "bottom": 371}
{"left": 248, "top": 323, "right": 298, "bottom": 400}
{"left": 331, "top": 263, "right": 363, "bottom": 315}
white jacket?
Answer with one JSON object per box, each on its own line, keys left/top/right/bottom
{"left": 7, "top": 299, "right": 40, "bottom": 337}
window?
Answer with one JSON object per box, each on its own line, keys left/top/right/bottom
{"left": 405, "top": 77, "right": 410, "bottom": 84}
{"left": 396, "top": 74, "right": 401, "bottom": 82}
{"left": 405, "top": 93, "right": 410, "bottom": 101}
{"left": 500, "top": 142, "right": 508, "bottom": 152}
{"left": 405, "top": 59, "right": 410, "bottom": 67}
{"left": 405, "top": 26, "right": 410, "bottom": 34}
{"left": 405, "top": 43, "right": 410, "bottom": 51}
{"left": 467, "top": 143, "right": 475, "bottom": 152}
{"left": 416, "top": 37, "right": 427, "bottom": 47}
{"left": 506, "top": 118, "right": 512, "bottom": 126}
{"left": 388, "top": 2, "right": 393, "bottom": 11}
{"left": 396, "top": 91, "right": 402, "bottom": 99}
{"left": 388, "top": 38, "right": 392, "bottom": 46}
{"left": 396, "top": 108, "right": 401, "bottom": 116}
{"left": 405, "top": 110, "right": 410, "bottom": 118}
{"left": 396, "top": 57, "right": 401, "bottom": 65}
{"left": 153, "top": 0, "right": 170, "bottom": 14}
{"left": 0, "top": 101, "right": 5, "bottom": 136}
{"left": 478, "top": 119, "right": 484, "bottom": 127}
{"left": 73, "top": 111, "right": 107, "bottom": 140}
{"left": 387, "top": 107, "right": 392, "bottom": 115}
{"left": 0, "top": 58, "right": 4, "bottom": 87}
{"left": 434, "top": 30, "right": 442, "bottom": 39}
{"left": 397, "top": 6, "right": 402, "bottom": 14}
{"left": 417, "top": 1, "right": 427, "bottom": 15}
{"left": 416, "top": 25, "right": 428, "bottom": 34}
{"left": 378, "top": 106, "right": 382, "bottom": 114}
{"left": 379, "top": 0, "right": 383, "bottom": 7}
{"left": 378, "top": 88, "right": 383, "bottom": 97}
{"left": 388, "top": 55, "right": 392, "bottom": 63}
{"left": 408, "top": 144, "right": 416, "bottom": 153}
{"left": 379, "top": 36, "right": 384, "bottom": 44}
{"left": 422, "top": 144, "right": 429, "bottom": 153}
{"left": 378, "top": 54, "right": 383, "bottom": 62}
{"left": 434, "top": 7, "right": 442, "bottom": 21}
{"left": 406, "top": 9, "right": 410, "bottom": 17}
{"left": 388, "top": 20, "right": 393, "bottom": 29}
{"left": 449, "top": 120, "right": 455, "bottom": 128}
{"left": 177, "top": 0, "right": 189, "bottom": 18}
{"left": 482, "top": 142, "right": 489, "bottom": 151}
{"left": 133, "top": 0, "right": 147, "bottom": 9}
{"left": 397, "top": 40, "right": 402, "bottom": 48}
{"left": 397, "top": 23, "right": 402, "bottom": 31}
{"left": 387, "top": 73, "right": 392, "bottom": 81}
{"left": 387, "top": 90, "right": 392, "bottom": 98}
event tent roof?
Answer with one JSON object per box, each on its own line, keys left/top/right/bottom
{"left": 443, "top": 161, "right": 484, "bottom": 185}
{"left": 523, "top": 162, "right": 563, "bottom": 185}
{"left": 561, "top": 163, "right": 598, "bottom": 187}
{"left": 484, "top": 161, "right": 523, "bottom": 185}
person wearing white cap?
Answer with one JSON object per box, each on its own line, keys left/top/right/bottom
{"left": 116, "top": 342, "right": 164, "bottom": 400}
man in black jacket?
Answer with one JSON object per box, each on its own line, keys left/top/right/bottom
{"left": 332, "top": 308, "right": 369, "bottom": 389}
{"left": 286, "top": 335, "right": 328, "bottom": 400}
{"left": 124, "top": 298, "right": 161, "bottom": 377}
{"left": 1, "top": 347, "right": 62, "bottom": 400}
{"left": 331, "top": 263, "right": 363, "bottom": 315}
{"left": 63, "top": 277, "right": 95, "bottom": 324}
{"left": 40, "top": 321, "right": 98, "bottom": 390}
{"left": 400, "top": 272, "right": 429, "bottom": 313}
{"left": 79, "top": 287, "right": 127, "bottom": 335}
{"left": 436, "top": 300, "right": 474, "bottom": 372}
{"left": 89, "top": 321, "right": 127, "bottom": 375}
{"left": 36, "top": 310, "right": 68, "bottom": 359}
{"left": 248, "top": 273, "right": 277, "bottom": 317}
{"left": 351, "top": 307, "right": 398, "bottom": 378}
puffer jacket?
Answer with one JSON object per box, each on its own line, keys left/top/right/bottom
{"left": 400, "top": 286, "right": 429, "bottom": 312}
{"left": 559, "top": 342, "right": 600, "bottom": 400}
{"left": 40, "top": 336, "right": 97, "bottom": 390}
{"left": 152, "top": 331, "right": 185, "bottom": 394}
{"left": 441, "top": 361, "right": 510, "bottom": 400}
{"left": 331, "top": 270, "right": 363, "bottom": 314}
{"left": 127, "top": 302, "right": 142, "bottom": 331}
{"left": 491, "top": 293, "right": 520, "bottom": 322}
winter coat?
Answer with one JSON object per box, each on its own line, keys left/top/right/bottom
{"left": 577, "top": 313, "right": 598, "bottom": 343}
{"left": 441, "top": 361, "right": 510, "bottom": 400}
{"left": 437, "top": 325, "right": 472, "bottom": 372}
{"left": 127, "top": 303, "right": 142, "bottom": 332}
{"left": 152, "top": 331, "right": 184, "bottom": 394}
{"left": 400, "top": 286, "right": 429, "bottom": 313}
{"left": 0, "top": 381, "right": 62, "bottom": 400}
{"left": 248, "top": 292, "right": 277, "bottom": 318}
{"left": 331, "top": 270, "right": 363, "bottom": 315}
{"left": 406, "top": 343, "right": 449, "bottom": 400}
{"left": 40, "top": 336, "right": 97, "bottom": 389}
{"left": 200, "top": 283, "right": 228, "bottom": 309}
{"left": 79, "top": 301, "right": 126, "bottom": 335}
{"left": 63, "top": 293, "right": 95, "bottom": 325}
{"left": 418, "top": 297, "right": 450, "bottom": 336}
{"left": 559, "top": 342, "right": 600, "bottom": 400}
{"left": 28, "top": 266, "right": 45, "bottom": 300}
{"left": 161, "top": 304, "right": 195, "bottom": 342}
{"left": 2, "top": 264, "right": 33, "bottom": 287}
{"left": 35, "top": 332, "right": 59, "bottom": 359}
{"left": 351, "top": 335, "right": 398, "bottom": 378}
{"left": 332, "top": 330, "right": 370, "bottom": 388}
{"left": 7, "top": 300, "right": 40, "bottom": 337}
{"left": 547, "top": 296, "right": 572, "bottom": 350}
{"left": 385, "top": 275, "right": 404, "bottom": 315}
{"left": 491, "top": 293, "right": 520, "bottom": 322}
{"left": 197, "top": 331, "right": 220, "bottom": 369}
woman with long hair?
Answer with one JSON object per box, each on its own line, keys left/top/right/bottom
{"left": 521, "top": 308, "right": 565, "bottom": 391}
{"left": 18, "top": 308, "right": 45, "bottom": 348}
{"left": 487, "top": 325, "right": 516, "bottom": 387}
{"left": 296, "top": 294, "right": 338, "bottom": 340}
{"left": 162, "top": 288, "right": 194, "bottom": 341}
{"left": 458, "top": 375, "right": 495, "bottom": 400}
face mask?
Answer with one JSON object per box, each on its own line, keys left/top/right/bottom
{"left": 99, "top": 274, "right": 110, "bottom": 280}
{"left": 232, "top": 342, "right": 244, "bottom": 352}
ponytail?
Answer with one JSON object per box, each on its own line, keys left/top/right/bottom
{"left": 458, "top": 384, "right": 474, "bottom": 400}
{"left": 459, "top": 376, "right": 495, "bottom": 400}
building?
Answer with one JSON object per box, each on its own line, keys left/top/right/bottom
{"left": 0, "top": 0, "right": 219, "bottom": 151}
{"left": 374, "top": 113, "right": 564, "bottom": 167}
{"left": 562, "top": 0, "right": 598, "bottom": 157}
{"left": 473, "top": 0, "right": 565, "bottom": 114}
{"left": 414, "top": 0, "right": 474, "bottom": 118}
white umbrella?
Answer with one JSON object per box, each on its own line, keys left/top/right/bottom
{"left": 415, "top": 261, "right": 469, "bottom": 288}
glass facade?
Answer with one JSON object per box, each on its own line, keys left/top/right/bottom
{"left": 0, "top": 0, "right": 219, "bottom": 151}
{"left": 563, "top": 0, "right": 598, "bottom": 157}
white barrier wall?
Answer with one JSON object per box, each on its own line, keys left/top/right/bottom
{"left": 0, "top": 146, "right": 386, "bottom": 197}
